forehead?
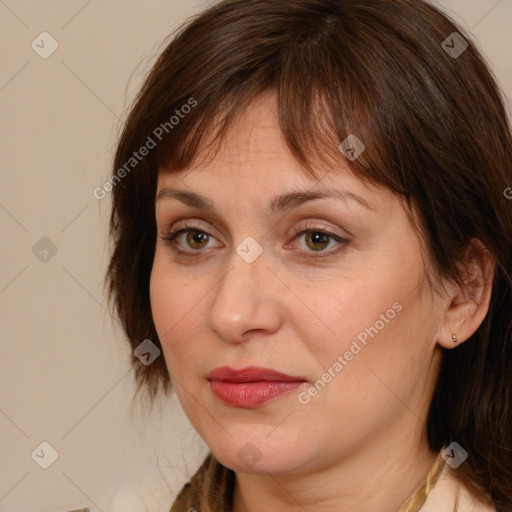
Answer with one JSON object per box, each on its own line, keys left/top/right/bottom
{"left": 156, "top": 93, "right": 373, "bottom": 198}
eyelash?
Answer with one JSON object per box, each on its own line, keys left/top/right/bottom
{"left": 158, "top": 222, "right": 350, "bottom": 259}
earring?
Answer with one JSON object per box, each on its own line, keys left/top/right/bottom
{"left": 452, "top": 333, "right": 458, "bottom": 343}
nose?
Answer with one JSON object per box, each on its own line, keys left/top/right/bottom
{"left": 207, "top": 242, "right": 283, "bottom": 343}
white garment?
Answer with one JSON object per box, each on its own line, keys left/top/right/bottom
{"left": 421, "top": 463, "right": 496, "bottom": 512}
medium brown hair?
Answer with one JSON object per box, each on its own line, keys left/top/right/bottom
{"left": 105, "top": 0, "right": 512, "bottom": 508}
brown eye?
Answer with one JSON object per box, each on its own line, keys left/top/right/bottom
{"left": 289, "top": 224, "right": 350, "bottom": 258}
{"left": 186, "top": 230, "right": 210, "bottom": 249}
{"left": 159, "top": 223, "right": 220, "bottom": 255}
{"left": 304, "top": 232, "right": 331, "bottom": 251}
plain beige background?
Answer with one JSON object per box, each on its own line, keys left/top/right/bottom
{"left": 0, "top": 1, "right": 510, "bottom": 511}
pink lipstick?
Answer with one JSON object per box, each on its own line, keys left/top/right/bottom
{"left": 207, "top": 366, "right": 308, "bottom": 408}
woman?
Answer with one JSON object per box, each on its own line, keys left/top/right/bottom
{"left": 105, "top": 0, "right": 512, "bottom": 510}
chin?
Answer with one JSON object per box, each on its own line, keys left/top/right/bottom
{"left": 217, "top": 450, "right": 292, "bottom": 475}
{"left": 209, "top": 432, "right": 310, "bottom": 476}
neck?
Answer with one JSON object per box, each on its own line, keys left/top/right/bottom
{"left": 232, "top": 420, "right": 438, "bottom": 512}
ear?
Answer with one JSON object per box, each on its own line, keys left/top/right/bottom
{"left": 436, "top": 238, "right": 496, "bottom": 349}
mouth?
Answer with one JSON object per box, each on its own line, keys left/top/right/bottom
{"left": 207, "top": 366, "right": 309, "bottom": 408}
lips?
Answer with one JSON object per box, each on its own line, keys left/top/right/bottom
{"left": 207, "top": 366, "right": 308, "bottom": 383}
{"left": 207, "top": 366, "right": 308, "bottom": 408}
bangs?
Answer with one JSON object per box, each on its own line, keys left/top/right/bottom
{"left": 148, "top": 4, "right": 410, "bottom": 198}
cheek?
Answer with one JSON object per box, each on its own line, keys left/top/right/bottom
{"left": 330, "top": 289, "right": 430, "bottom": 400}
{"left": 149, "top": 256, "right": 211, "bottom": 375}
{"left": 303, "top": 280, "right": 399, "bottom": 350}
{"left": 300, "top": 258, "right": 425, "bottom": 385}
{"left": 150, "top": 255, "right": 222, "bottom": 385}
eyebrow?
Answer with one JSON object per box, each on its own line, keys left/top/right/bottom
{"left": 155, "top": 187, "right": 374, "bottom": 214}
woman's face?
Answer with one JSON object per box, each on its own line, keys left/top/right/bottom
{"left": 150, "top": 93, "right": 444, "bottom": 475}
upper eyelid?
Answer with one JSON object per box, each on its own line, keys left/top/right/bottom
{"left": 156, "top": 204, "right": 356, "bottom": 233}
{"left": 165, "top": 220, "right": 342, "bottom": 237}
{"left": 164, "top": 222, "right": 221, "bottom": 242}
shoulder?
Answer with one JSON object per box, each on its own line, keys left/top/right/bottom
{"left": 422, "top": 463, "right": 496, "bottom": 512}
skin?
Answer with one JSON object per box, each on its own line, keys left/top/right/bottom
{"left": 149, "top": 93, "right": 495, "bottom": 512}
